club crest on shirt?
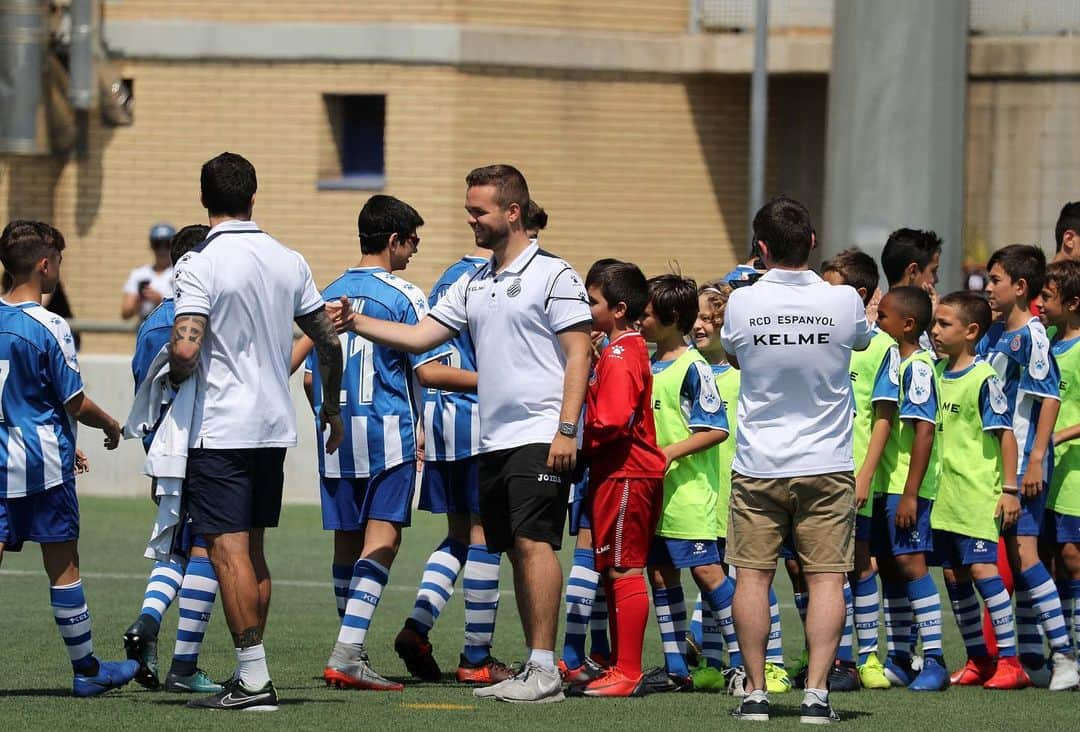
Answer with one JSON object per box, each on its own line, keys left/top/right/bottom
{"left": 988, "top": 376, "right": 1009, "bottom": 415}
{"left": 507, "top": 278, "right": 522, "bottom": 298}
{"left": 694, "top": 362, "right": 723, "bottom": 414}
{"left": 909, "top": 361, "right": 932, "bottom": 405}
{"left": 1010, "top": 334, "right": 1022, "bottom": 352}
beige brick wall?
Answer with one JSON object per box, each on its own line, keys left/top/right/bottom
{"left": 104, "top": 0, "right": 687, "bottom": 34}
{"left": 965, "top": 79, "right": 1078, "bottom": 265}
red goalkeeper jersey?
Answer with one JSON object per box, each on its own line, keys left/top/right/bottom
{"left": 583, "top": 331, "right": 666, "bottom": 480}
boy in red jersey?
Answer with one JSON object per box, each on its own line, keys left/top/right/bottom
{"left": 578, "top": 261, "right": 667, "bottom": 698}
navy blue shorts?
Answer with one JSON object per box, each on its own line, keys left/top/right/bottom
{"left": 568, "top": 467, "right": 591, "bottom": 535}
{"left": 934, "top": 530, "right": 998, "bottom": 568}
{"left": 1046, "top": 509, "right": 1080, "bottom": 544}
{"left": 186, "top": 447, "right": 286, "bottom": 535}
{"left": 855, "top": 513, "right": 873, "bottom": 543}
{"left": 321, "top": 461, "right": 415, "bottom": 531}
{"left": 169, "top": 509, "right": 208, "bottom": 559}
{"left": 1003, "top": 487, "right": 1047, "bottom": 538}
{"left": 0, "top": 481, "right": 79, "bottom": 552}
{"left": 871, "top": 494, "right": 935, "bottom": 557}
{"left": 648, "top": 537, "right": 722, "bottom": 569}
{"left": 419, "top": 457, "right": 480, "bottom": 515}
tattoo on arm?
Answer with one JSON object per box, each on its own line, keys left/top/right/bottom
{"left": 295, "top": 308, "right": 343, "bottom": 417}
{"left": 168, "top": 314, "right": 207, "bottom": 382}
{"left": 232, "top": 626, "right": 263, "bottom": 649}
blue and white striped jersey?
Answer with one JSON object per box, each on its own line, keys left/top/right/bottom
{"left": 423, "top": 256, "right": 485, "bottom": 462}
{"left": 130, "top": 298, "right": 174, "bottom": 451}
{"left": 307, "top": 267, "right": 451, "bottom": 478}
{"left": 983, "top": 317, "right": 1060, "bottom": 479}
{"left": 0, "top": 300, "right": 83, "bottom": 498}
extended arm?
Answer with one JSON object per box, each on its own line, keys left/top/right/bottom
{"left": 341, "top": 302, "right": 453, "bottom": 354}
{"left": 415, "top": 362, "right": 478, "bottom": 393}
{"left": 663, "top": 428, "right": 729, "bottom": 467}
{"left": 65, "top": 393, "right": 121, "bottom": 450}
{"left": 296, "top": 307, "right": 345, "bottom": 453}
{"left": 1053, "top": 421, "right": 1080, "bottom": 446}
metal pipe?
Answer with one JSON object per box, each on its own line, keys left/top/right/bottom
{"left": 69, "top": 0, "right": 93, "bottom": 110}
{"left": 748, "top": 0, "right": 769, "bottom": 230}
{"left": 0, "top": 0, "right": 47, "bottom": 154}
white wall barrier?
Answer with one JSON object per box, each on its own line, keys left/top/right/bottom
{"left": 75, "top": 355, "right": 322, "bottom": 504}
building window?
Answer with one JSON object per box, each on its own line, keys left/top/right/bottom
{"left": 318, "top": 94, "right": 385, "bottom": 190}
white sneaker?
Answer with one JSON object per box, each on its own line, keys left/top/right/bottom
{"left": 491, "top": 662, "right": 564, "bottom": 703}
{"left": 473, "top": 674, "right": 518, "bottom": 698}
{"left": 1048, "top": 651, "right": 1080, "bottom": 691}
{"left": 723, "top": 666, "right": 749, "bottom": 698}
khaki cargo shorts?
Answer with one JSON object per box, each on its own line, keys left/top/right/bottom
{"left": 726, "top": 471, "right": 855, "bottom": 573}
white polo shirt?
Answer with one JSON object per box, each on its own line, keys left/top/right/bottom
{"left": 173, "top": 219, "right": 323, "bottom": 449}
{"left": 720, "top": 268, "right": 872, "bottom": 478}
{"left": 428, "top": 241, "right": 591, "bottom": 453}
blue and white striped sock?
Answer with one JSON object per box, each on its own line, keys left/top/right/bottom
{"left": 1020, "top": 563, "right": 1072, "bottom": 655}
{"left": 767, "top": 585, "right": 784, "bottom": 665}
{"left": 908, "top": 574, "right": 943, "bottom": 657}
{"left": 462, "top": 544, "right": 501, "bottom": 664}
{"left": 52, "top": 579, "right": 95, "bottom": 672}
{"left": 331, "top": 564, "right": 351, "bottom": 619}
{"left": 946, "top": 581, "right": 988, "bottom": 658}
{"left": 562, "top": 548, "right": 599, "bottom": 670}
{"left": 653, "top": 584, "right": 690, "bottom": 677}
{"left": 794, "top": 591, "right": 809, "bottom": 627}
{"left": 590, "top": 583, "right": 611, "bottom": 660}
{"left": 690, "top": 594, "right": 704, "bottom": 647}
{"left": 1014, "top": 587, "right": 1044, "bottom": 664}
{"left": 704, "top": 577, "right": 737, "bottom": 669}
{"left": 337, "top": 558, "right": 389, "bottom": 648}
{"left": 171, "top": 556, "right": 218, "bottom": 676}
{"left": 1058, "top": 581, "right": 1073, "bottom": 648}
{"left": 408, "top": 538, "right": 466, "bottom": 637}
{"left": 882, "top": 581, "right": 913, "bottom": 660}
{"left": 1070, "top": 580, "right": 1080, "bottom": 650}
{"left": 854, "top": 572, "right": 880, "bottom": 665}
{"left": 975, "top": 576, "right": 1017, "bottom": 658}
{"left": 140, "top": 559, "right": 184, "bottom": 628}
{"left": 837, "top": 580, "right": 855, "bottom": 662}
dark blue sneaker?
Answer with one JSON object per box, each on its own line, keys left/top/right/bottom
{"left": 732, "top": 690, "right": 769, "bottom": 721}
{"left": 73, "top": 658, "right": 140, "bottom": 697}
{"left": 908, "top": 655, "right": 950, "bottom": 691}
{"left": 883, "top": 655, "right": 915, "bottom": 687}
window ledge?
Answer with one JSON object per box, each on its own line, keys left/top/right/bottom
{"left": 317, "top": 174, "right": 385, "bottom": 191}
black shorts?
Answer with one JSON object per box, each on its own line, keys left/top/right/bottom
{"left": 477, "top": 443, "right": 571, "bottom": 552}
{"left": 186, "top": 448, "right": 287, "bottom": 535}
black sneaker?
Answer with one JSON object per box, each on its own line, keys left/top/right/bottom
{"left": 732, "top": 690, "right": 770, "bottom": 722}
{"left": 826, "top": 659, "right": 860, "bottom": 692}
{"left": 800, "top": 695, "right": 839, "bottom": 725}
{"left": 186, "top": 678, "right": 279, "bottom": 711}
{"left": 123, "top": 617, "right": 160, "bottom": 690}
{"left": 638, "top": 666, "right": 692, "bottom": 694}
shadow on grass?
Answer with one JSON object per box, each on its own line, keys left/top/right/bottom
{"left": 0, "top": 688, "right": 75, "bottom": 698}
{"left": 766, "top": 707, "right": 872, "bottom": 722}
{"left": 146, "top": 696, "right": 344, "bottom": 707}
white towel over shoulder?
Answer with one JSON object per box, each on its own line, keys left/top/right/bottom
{"left": 123, "top": 346, "right": 199, "bottom": 560}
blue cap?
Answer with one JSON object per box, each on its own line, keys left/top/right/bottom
{"left": 149, "top": 222, "right": 176, "bottom": 242}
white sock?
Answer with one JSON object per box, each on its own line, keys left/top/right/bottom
{"left": 236, "top": 643, "right": 270, "bottom": 689}
{"left": 527, "top": 648, "right": 556, "bottom": 670}
{"left": 804, "top": 687, "right": 828, "bottom": 705}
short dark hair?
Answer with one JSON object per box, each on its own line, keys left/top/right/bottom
{"left": 1046, "top": 259, "right": 1080, "bottom": 306}
{"left": 940, "top": 290, "right": 992, "bottom": 340}
{"left": 881, "top": 228, "right": 942, "bottom": 287}
{"left": 465, "top": 164, "right": 531, "bottom": 217}
{"left": 752, "top": 195, "right": 814, "bottom": 267}
{"left": 357, "top": 195, "right": 424, "bottom": 255}
{"left": 1055, "top": 201, "right": 1080, "bottom": 252}
{"left": 885, "top": 285, "right": 933, "bottom": 334}
{"left": 586, "top": 258, "right": 623, "bottom": 282}
{"left": 201, "top": 152, "right": 257, "bottom": 217}
{"left": 647, "top": 273, "right": 699, "bottom": 334}
{"left": 170, "top": 224, "right": 210, "bottom": 265}
{"left": 586, "top": 261, "right": 648, "bottom": 322}
{"left": 822, "top": 247, "right": 879, "bottom": 306}
{"left": 987, "top": 244, "right": 1046, "bottom": 301}
{"left": 0, "top": 220, "right": 65, "bottom": 277}
{"left": 525, "top": 200, "right": 548, "bottom": 233}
